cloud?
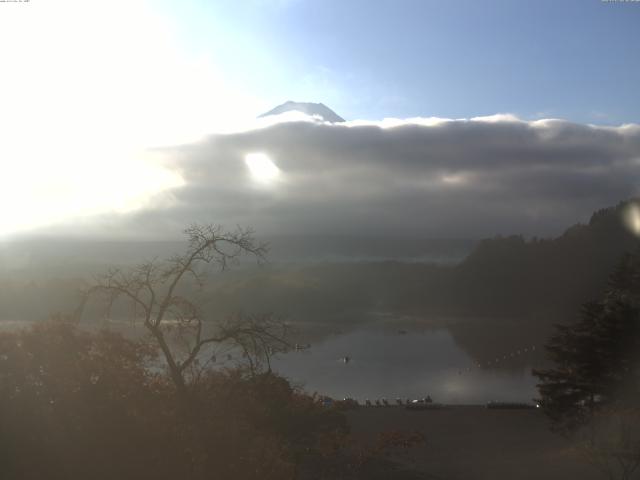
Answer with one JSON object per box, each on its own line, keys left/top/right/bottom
{"left": 68, "top": 115, "right": 640, "bottom": 239}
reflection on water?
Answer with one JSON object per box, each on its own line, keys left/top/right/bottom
{"left": 271, "top": 327, "right": 538, "bottom": 404}
{"left": 1, "top": 319, "right": 539, "bottom": 404}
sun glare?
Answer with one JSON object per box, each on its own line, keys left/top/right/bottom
{"left": 244, "top": 153, "right": 281, "bottom": 184}
{"left": 623, "top": 203, "right": 640, "bottom": 236}
{"left": 0, "top": 1, "right": 262, "bottom": 236}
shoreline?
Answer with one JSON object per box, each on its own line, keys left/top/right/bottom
{"left": 346, "top": 406, "right": 599, "bottom": 480}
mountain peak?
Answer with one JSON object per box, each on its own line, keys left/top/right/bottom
{"left": 259, "top": 101, "right": 345, "bottom": 123}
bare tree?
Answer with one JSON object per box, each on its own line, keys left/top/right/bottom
{"left": 77, "top": 224, "right": 290, "bottom": 395}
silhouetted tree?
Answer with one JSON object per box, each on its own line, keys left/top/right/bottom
{"left": 0, "top": 319, "right": 352, "bottom": 480}
{"left": 534, "top": 252, "right": 640, "bottom": 479}
{"left": 534, "top": 251, "right": 640, "bottom": 433}
{"left": 78, "top": 224, "right": 290, "bottom": 396}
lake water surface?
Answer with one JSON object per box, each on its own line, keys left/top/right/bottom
{"left": 271, "top": 326, "right": 538, "bottom": 404}
{"left": 1, "top": 319, "right": 539, "bottom": 404}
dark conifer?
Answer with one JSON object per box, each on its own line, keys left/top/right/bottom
{"left": 534, "top": 252, "right": 640, "bottom": 433}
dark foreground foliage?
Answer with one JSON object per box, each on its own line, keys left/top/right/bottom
{"left": 0, "top": 321, "right": 340, "bottom": 480}
{"left": 0, "top": 320, "right": 425, "bottom": 480}
{"left": 534, "top": 251, "right": 640, "bottom": 434}
{"left": 532, "top": 248, "right": 640, "bottom": 480}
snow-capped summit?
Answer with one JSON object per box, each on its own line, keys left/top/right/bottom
{"left": 259, "top": 101, "right": 345, "bottom": 123}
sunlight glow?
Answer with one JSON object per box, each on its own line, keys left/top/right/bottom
{"left": 0, "top": 0, "right": 262, "bottom": 236}
{"left": 441, "top": 174, "right": 468, "bottom": 186}
{"left": 623, "top": 203, "right": 640, "bottom": 237}
{"left": 245, "top": 153, "right": 281, "bottom": 184}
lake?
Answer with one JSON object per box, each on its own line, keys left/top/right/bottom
{"left": 1, "top": 318, "right": 540, "bottom": 404}
{"left": 271, "top": 325, "right": 539, "bottom": 404}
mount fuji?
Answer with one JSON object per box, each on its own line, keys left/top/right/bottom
{"left": 259, "top": 101, "right": 345, "bottom": 123}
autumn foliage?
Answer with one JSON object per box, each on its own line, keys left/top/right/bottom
{"left": 0, "top": 320, "right": 349, "bottom": 480}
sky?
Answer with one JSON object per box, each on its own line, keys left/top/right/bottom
{"left": 157, "top": 0, "right": 640, "bottom": 124}
{"left": 0, "top": 0, "right": 639, "bottom": 239}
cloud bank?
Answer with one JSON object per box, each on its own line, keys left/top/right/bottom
{"left": 95, "top": 115, "right": 640, "bottom": 239}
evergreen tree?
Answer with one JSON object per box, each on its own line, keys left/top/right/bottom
{"left": 534, "top": 252, "right": 640, "bottom": 433}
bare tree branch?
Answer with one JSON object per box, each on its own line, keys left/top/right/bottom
{"left": 77, "top": 224, "right": 280, "bottom": 396}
